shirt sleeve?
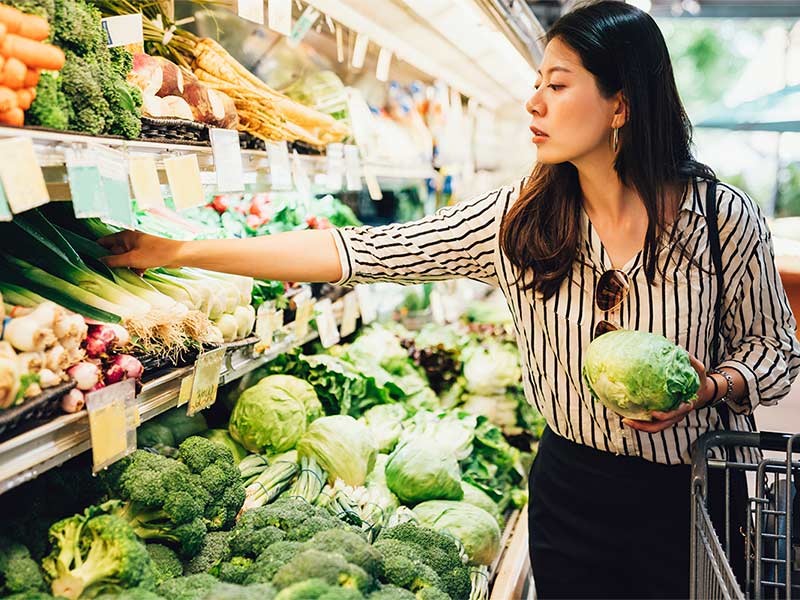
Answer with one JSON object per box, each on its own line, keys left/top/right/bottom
{"left": 716, "top": 184, "right": 800, "bottom": 414}
{"left": 331, "top": 183, "right": 517, "bottom": 288}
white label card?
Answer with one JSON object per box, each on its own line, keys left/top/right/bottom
{"left": 430, "top": 290, "right": 446, "bottom": 324}
{"left": 102, "top": 14, "right": 144, "bottom": 47}
{"left": 128, "top": 156, "right": 164, "bottom": 209}
{"left": 293, "top": 290, "right": 315, "bottom": 340}
{"left": 266, "top": 141, "right": 292, "bottom": 190}
{"left": 339, "top": 292, "right": 359, "bottom": 338}
{"left": 86, "top": 378, "right": 137, "bottom": 473}
{"left": 291, "top": 150, "right": 312, "bottom": 200}
{"left": 164, "top": 154, "right": 205, "bottom": 210}
{"left": 326, "top": 143, "right": 344, "bottom": 191}
{"left": 314, "top": 298, "right": 340, "bottom": 348}
{"left": 268, "top": 0, "right": 292, "bottom": 36}
{"left": 344, "top": 144, "right": 362, "bottom": 191}
{"left": 355, "top": 284, "right": 377, "bottom": 325}
{"left": 288, "top": 5, "right": 320, "bottom": 47}
{"left": 376, "top": 47, "right": 392, "bottom": 82}
{"left": 0, "top": 138, "right": 49, "bottom": 214}
{"left": 210, "top": 128, "right": 245, "bottom": 193}
{"left": 364, "top": 167, "right": 383, "bottom": 201}
{"left": 237, "top": 0, "right": 264, "bottom": 24}
{"left": 352, "top": 33, "right": 368, "bottom": 69}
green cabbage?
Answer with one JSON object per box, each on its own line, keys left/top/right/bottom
{"left": 462, "top": 341, "right": 522, "bottom": 395}
{"left": 228, "top": 375, "right": 320, "bottom": 454}
{"left": 385, "top": 438, "right": 463, "bottom": 504}
{"left": 360, "top": 404, "right": 407, "bottom": 452}
{"left": 581, "top": 330, "right": 700, "bottom": 421}
{"left": 460, "top": 482, "right": 500, "bottom": 522}
{"left": 413, "top": 500, "right": 501, "bottom": 565}
{"left": 297, "top": 415, "right": 378, "bottom": 486}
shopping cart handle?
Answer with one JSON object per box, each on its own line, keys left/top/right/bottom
{"left": 757, "top": 431, "right": 796, "bottom": 452}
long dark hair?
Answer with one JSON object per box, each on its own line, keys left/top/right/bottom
{"left": 499, "top": 0, "right": 713, "bottom": 300}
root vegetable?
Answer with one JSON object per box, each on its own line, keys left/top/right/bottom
{"left": 154, "top": 56, "right": 184, "bottom": 96}
{"left": 0, "top": 107, "right": 23, "bottom": 126}
{"left": 39, "top": 368, "right": 61, "bottom": 388}
{"left": 84, "top": 336, "right": 107, "bottom": 359}
{"left": 15, "top": 86, "right": 34, "bottom": 110}
{"left": 2, "top": 57, "right": 26, "bottom": 89}
{"left": 181, "top": 81, "right": 214, "bottom": 123}
{"left": 160, "top": 95, "right": 193, "bottom": 120}
{"left": 4, "top": 314, "right": 56, "bottom": 351}
{"left": 0, "top": 342, "right": 15, "bottom": 359}
{"left": 141, "top": 94, "right": 163, "bottom": 118}
{"left": 67, "top": 361, "right": 100, "bottom": 391}
{"left": 23, "top": 67, "right": 39, "bottom": 88}
{"left": 0, "top": 86, "right": 16, "bottom": 112}
{"left": 23, "top": 381, "right": 41, "bottom": 398}
{"left": 129, "top": 53, "right": 163, "bottom": 96}
{"left": 17, "top": 351, "right": 44, "bottom": 373}
{"left": 104, "top": 363, "right": 125, "bottom": 384}
{"left": 0, "top": 6, "right": 49, "bottom": 41}
{"left": 1, "top": 34, "right": 65, "bottom": 71}
{"left": 61, "top": 388, "right": 84, "bottom": 413}
{"left": 112, "top": 354, "right": 143, "bottom": 379}
{"left": 0, "top": 356, "right": 20, "bottom": 408}
{"left": 54, "top": 313, "right": 87, "bottom": 343}
{"left": 45, "top": 345, "right": 69, "bottom": 372}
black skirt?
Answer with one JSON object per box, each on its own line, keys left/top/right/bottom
{"left": 528, "top": 427, "right": 747, "bottom": 600}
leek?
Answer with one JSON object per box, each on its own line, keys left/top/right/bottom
{"left": 0, "top": 282, "right": 47, "bottom": 308}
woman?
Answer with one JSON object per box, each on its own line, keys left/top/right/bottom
{"left": 102, "top": 2, "right": 800, "bottom": 597}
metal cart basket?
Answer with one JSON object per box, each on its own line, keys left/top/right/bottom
{"left": 691, "top": 431, "right": 800, "bottom": 600}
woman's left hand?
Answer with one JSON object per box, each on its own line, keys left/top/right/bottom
{"left": 623, "top": 354, "right": 714, "bottom": 433}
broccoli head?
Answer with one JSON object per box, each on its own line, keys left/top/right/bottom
{"left": 228, "top": 524, "right": 286, "bottom": 560}
{"left": 26, "top": 73, "right": 71, "bottom": 131}
{"left": 415, "top": 588, "right": 451, "bottom": 600}
{"left": 238, "top": 497, "right": 346, "bottom": 543}
{"left": 156, "top": 574, "right": 218, "bottom": 600}
{"left": 308, "top": 529, "right": 384, "bottom": 580}
{"left": 0, "top": 537, "right": 46, "bottom": 595}
{"left": 216, "top": 556, "right": 253, "bottom": 585}
{"left": 5, "top": 592, "right": 58, "bottom": 600}
{"left": 201, "top": 582, "right": 277, "bottom": 600}
{"left": 146, "top": 544, "right": 183, "bottom": 585}
{"left": 184, "top": 531, "right": 232, "bottom": 575}
{"left": 272, "top": 549, "right": 372, "bottom": 594}
{"left": 42, "top": 507, "right": 155, "bottom": 600}
{"left": 274, "top": 578, "right": 365, "bottom": 600}
{"left": 241, "top": 541, "right": 304, "bottom": 585}
{"left": 95, "top": 588, "right": 166, "bottom": 600}
{"left": 52, "top": 0, "right": 104, "bottom": 56}
{"left": 368, "top": 586, "right": 416, "bottom": 600}
{"left": 179, "top": 437, "right": 245, "bottom": 531}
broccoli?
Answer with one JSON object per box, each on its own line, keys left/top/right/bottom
{"left": 146, "top": 544, "right": 183, "bottom": 585}
{"left": 52, "top": 0, "right": 104, "bottom": 56}
{"left": 376, "top": 524, "right": 470, "bottom": 600}
{"left": 156, "top": 574, "right": 218, "bottom": 600}
{"left": 235, "top": 497, "right": 346, "bottom": 544}
{"left": 377, "top": 550, "right": 441, "bottom": 595}
{"left": 0, "top": 537, "right": 46, "bottom": 595}
{"left": 95, "top": 588, "right": 166, "bottom": 600}
{"left": 5, "top": 592, "right": 57, "bottom": 600}
{"left": 368, "top": 586, "right": 416, "bottom": 600}
{"left": 415, "top": 589, "right": 451, "bottom": 600}
{"left": 178, "top": 437, "right": 245, "bottom": 531}
{"left": 307, "top": 529, "right": 384, "bottom": 580}
{"left": 41, "top": 506, "right": 155, "bottom": 600}
{"left": 228, "top": 524, "right": 286, "bottom": 560}
{"left": 59, "top": 53, "right": 108, "bottom": 136}
{"left": 274, "top": 578, "right": 365, "bottom": 600}
{"left": 241, "top": 541, "right": 304, "bottom": 585}
{"left": 216, "top": 556, "right": 253, "bottom": 585}
{"left": 184, "top": 531, "right": 232, "bottom": 575}
{"left": 272, "top": 550, "right": 372, "bottom": 594}
{"left": 27, "top": 73, "right": 71, "bottom": 130}
{"left": 201, "top": 582, "right": 277, "bottom": 600}
{"left": 100, "top": 451, "right": 210, "bottom": 558}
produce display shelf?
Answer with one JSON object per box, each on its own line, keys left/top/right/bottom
{"left": 0, "top": 126, "right": 435, "bottom": 184}
{"left": 490, "top": 507, "right": 534, "bottom": 599}
{"left": 0, "top": 292, "right": 353, "bottom": 496}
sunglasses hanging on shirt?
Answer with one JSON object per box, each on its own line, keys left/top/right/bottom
{"left": 593, "top": 269, "right": 630, "bottom": 339}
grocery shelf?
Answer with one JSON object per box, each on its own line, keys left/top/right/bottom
{"left": 491, "top": 508, "right": 534, "bottom": 599}
{"left": 0, "top": 292, "right": 353, "bottom": 496}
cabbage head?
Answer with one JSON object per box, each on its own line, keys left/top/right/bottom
{"left": 581, "top": 330, "right": 700, "bottom": 421}
{"left": 228, "top": 375, "right": 318, "bottom": 454}
{"left": 413, "top": 500, "right": 501, "bottom": 565}
{"left": 297, "top": 415, "right": 377, "bottom": 486}
{"left": 462, "top": 341, "right": 521, "bottom": 395}
{"left": 385, "top": 438, "right": 463, "bottom": 504}
{"left": 360, "top": 404, "right": 407, "bottom": 452}
{"left": 461, "top": 481, "right": 500, "bottom": 522}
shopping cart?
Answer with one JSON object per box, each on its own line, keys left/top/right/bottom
{"left": 691, "top": 431, "right": 800, "bottom": 600}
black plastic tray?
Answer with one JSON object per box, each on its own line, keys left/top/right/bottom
{"left": 139, "top": 116, "right": 210, "bottom": 144}
{"left": 0, "top": 380, "right": 77, "bottom": 438}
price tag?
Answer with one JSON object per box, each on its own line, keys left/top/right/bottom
{"left": 187, "top": 347, "right": 225, "bottom": 416}
{"left": 364, "top": 167, "right": 383, "bottom": 201}
{"left": 86, "top": 378, "right": 137, "bottom": 473}
{"left": 314, "top": 298, "right": 340, "bottom": 348}
{"left": 65, "top": 148, "right": 106, "bottom": 218}
{"left": 344, "top": 144, "right": 362, "bottom": 192}
{"left": 0, "top": 182, "right": 13, "bottom": 222}
{"left": 326, "top": 143, "right": 344, "bottom": 191}
{"left": 335, "top": 25, "right": 344, "bottom": 63}
{"left": 291, "top": 150, "right": 312, "bottom": 200}
{"left": 293, "top": 292, "right": 315, "bottom": 340}
{"left": 177, "top": 373, "right": 194, "bottom": 407}
{"left": 95, "top": 147, "right": 134, "bottom": 229}
{"left": 0, "top": 138, "right": 49, "bottom": 214}
{"left": 352, "top": 33, "right": 369, "bottom": 69}
{"left": 128, "top": 156, "right": 165, "bottom": 210}
{"left": 165, "top": 154, "right": 205, "bottom": 210}
{"left": 355, "top": 284, "right": 377, "bottom": 324}
{"left": 268, "top": 0, "right": 291, "bottom": 35}
{"left": 266, "top": 141, "right": 292, "bottom": 190}
{"left": 254, "top": 302, "right": 284, "bottom": 353}
{"left": 210, "top": 128, "right": 245, "bottom": 193}
{"left": 430, "top": 290, "right": 446, "bottom": 324}
{"left": 237, "top": 0, "right": 264, "bottom": 24}
{"left": 375, "top": 47, "right": 392, "bottom": 82}
{"left": 102, "top": 14, "right": 144, "bottom": 48}
{"left": 340, "top": 292, "right": 359, "bottom": 338}
{"left": 287, "top": 5, "right": 320, "bottom": 47}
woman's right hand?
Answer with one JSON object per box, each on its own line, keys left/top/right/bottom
{"left": 99, "top": 231, "right": 184, "bottom": 270}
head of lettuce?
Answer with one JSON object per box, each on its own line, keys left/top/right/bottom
{"left": 581, "top": 330, "right": 700, "bottom": 421}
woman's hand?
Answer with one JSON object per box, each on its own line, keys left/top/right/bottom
{"left": 622, "top": 354, "right": 715, "bottom": 433}
{"left": 99, "top": 231, "right": 184, "bottom": 270}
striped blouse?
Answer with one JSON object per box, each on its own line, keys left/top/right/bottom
{"left": 331, "top": 177, "right": 800, "bottom": 465}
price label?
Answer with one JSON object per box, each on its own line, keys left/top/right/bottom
{"left": 0, "top": 182, "right": 12, "bottom": 222}
{"left": 364, "top": 167, "right": 383, "bottom": 201}
{"left": 344, "top": 145, "right": 362, "bottom": 192}
{"left": 128, "top": 156, "right": 164, "bottom": 210}
{"left": 187, "top": 347, "right": 225, "bottom": 416}
{"left": 430, "top": 290, "right": 446, "bottom": 324}
{"left": 165, "top": 154, "right": 205, "bottom": 210}
{"left": 177, "top": 373, "right": 194, "bottom": 407}
{"left": 254, "top": 302, "right": 284, "bottom": 353}
{"left": 268, "top": 0, "right": 291, "bottom": 35}
{"left": 291, "top": 150, "right": 312, "bottom": 200}
{"left": 326, "top": 143, "right": 344, "bottom": 191}
{"left": 288, "top": 5, "right": 319, "bottom": 47}
{"left": 86, "top": 378, "right": 137, "bottom": 473}
{"left": 95, "top": 147, "right": 134, "bottom": 229}
{"left": 102, "top": 14, "right": 144, "bottom": 48}
{"left": 314, "top": 298, "right": 340, "bottom": 348}
{"left": 355, "top": 284, "right": 377, "bottom": 324}
{"left": 0, "top": 138, "right": 49, "bottom": 214}
{"left": 237, "top": 0, "right": 264, "bottom": 24}
{"left": 66, "top": 148, "right": 106, "bottom": 218}
{"left": 294, "top": 293, "right": 315, "bottom": 340}
{"left": 335, "top": 24, "right": 344, "bottom": 63}
{"left": 340, "top": 292, "right": 359, "bottom": 338}
{"left": 375, "top": 47, "right": 392, "bottom": 82}
{"left": 266, "top": 141, "right": 292, "bottom": 190}
{"left": 210, "top": 128, "right": 245, "bottom": 192}
{"left": 352, "top": 33, "right": 369, "bottom": 69}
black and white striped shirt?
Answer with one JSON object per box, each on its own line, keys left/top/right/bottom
{"left": 332, "top": 178, "right": 800, "bottom": 465}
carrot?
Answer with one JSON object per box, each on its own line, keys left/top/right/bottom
{"left": 23, "top": 67, "right": 39, "bottom": 88}
{"left": 16, "top": 87, "right": 34, "bottom": 110}
{"left": 2, "top": 57, "right": 26, "bottom": 89}
{"left": 17, "top": 14, "right": 49, "bottom": 41}
{"left": 0, "top": 6, "right": 24, "bottom": 37}
{"left": 0, "top": 23, "right": 7, "bottom": 46}
{"left": 0, "top": 107, "right": 24, "bottom": 127}
{"left": 0, "top": 86, "right": 16, "bottom": 112}
{"left": 0, "top": 34, "right": 65, "bottom": 71}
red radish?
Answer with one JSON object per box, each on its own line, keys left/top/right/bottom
{"left": 113, "top": 354, "right": 144, "bottom": 380}
{"left": 67, "top": 362, "right": 101, "bottom": 390}
{"left": 61, "top": 388, "right": 84, "bottom": 413}
{"left": 88, "top": 381, "right": 105, "bottom": 393}
{"left": 104, "top": 363, "right": 126, "bottom": 385}
{"left": 104, "top": 324, "right": 130, "bottom": 348}
{"left": 84, "top": 337, "right": 107, "bottom": 359}
{"left": 88, "top": 324, "right": 117, "bottom": 344}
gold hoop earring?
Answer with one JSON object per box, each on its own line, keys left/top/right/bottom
{"left": 612, "top": 127, "right": 620, "bottom": 152}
